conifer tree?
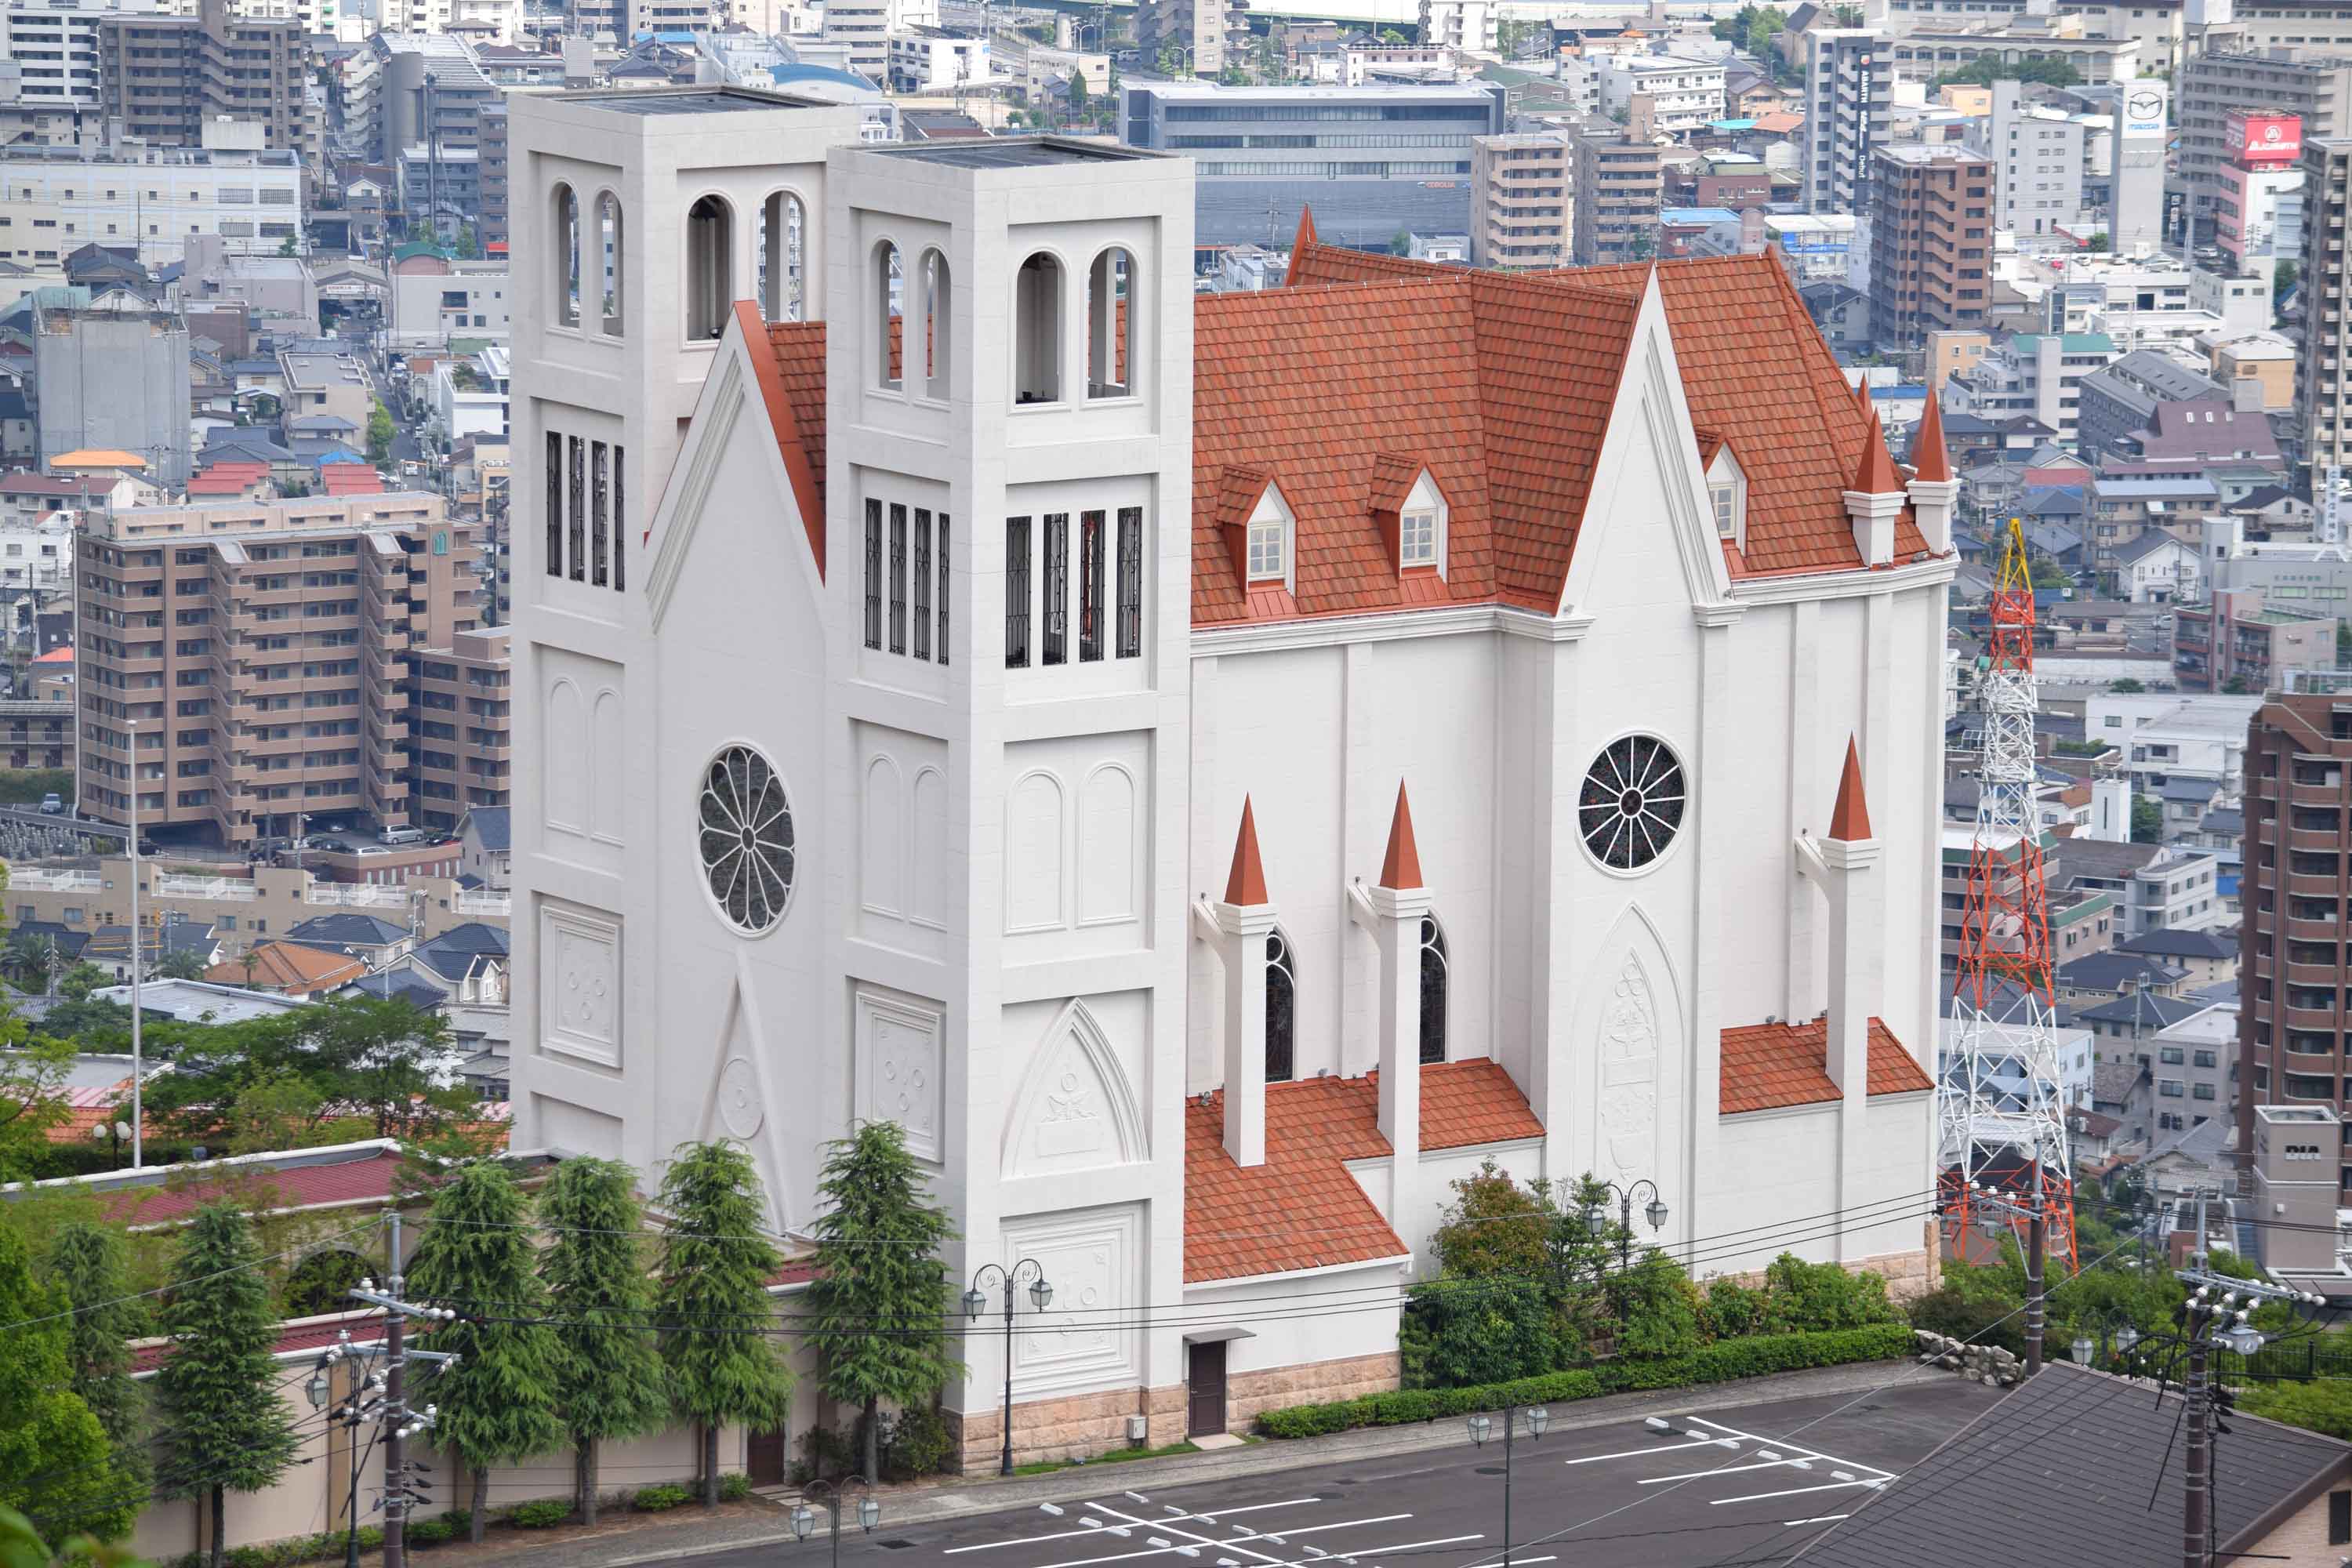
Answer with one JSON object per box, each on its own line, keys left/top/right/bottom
{"left": 0, "top": 1222, "right": 131, "bottom": 1545}
{"left": 655, "top": 1142, "right": 793, "bottom": 1508}
{"left": 536, "top": 1157, "right": 666, "bottom": 1525}
{"left": 804, "top": 1122, "right": 961, "bottom": 1481}
{"left": 45, "top": 1224, "right": 147, "bottom": 1501}
{"left": 404, "top": 1162, "right": 564, "bottom": 1541}
{"left": 155, "top": 1205, "right": 301, "bottom": 1568}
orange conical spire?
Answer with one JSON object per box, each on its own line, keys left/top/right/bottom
{"left": 1851, "top": 412, "right": 1904, "bottom": 496}
{"left": 1855, "top": 376, "right": 1872, "bottom": 420}
{"left": 1378, "top": 782, "right": 1423, "bottom": 891}
{"left": 1292, "top": 205, "right": 1319, "bottom": 255}
{"left": 1828, "top": 736, "right": 1874, "bottom": 842}
{"left": 1910, "top": 394, "right": 1953, "bottom": 485}
{"left": 1225, "top": 797, "right": 1269, "bottom": 906}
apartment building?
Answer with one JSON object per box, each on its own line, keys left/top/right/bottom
{"left": 2238, "top": 693, "right": 2352, "bottom": 1173}
{"left": 1594, "top": 53, "right": 1725, "bottom": 132}
{"left": 408, "top": 624, "right": 507, "bottom": 833}
{"left": 73, "top": 493, "right": 481, "bottom": 848}
{"left": 2173, "top": 587, "right": 2336, "bottom": 692}
{"left": 823, "top": 0, "right": 938, "bottom": 85}
{"left": 1571, "top": 125, "right": 1661, "bottom": 265}
{"left": 1468, "top": 132, "right": 1570, "bottom": 270}
{"left": 1799, "top": 29, "right": 1893, "bottom": 215}
{"left": 1879, "top": 30, "right": 2140, "bottom": 86}
{"left": 2301, "top": 136, "right": 2352, "bottom": 470}
{"left": 6, "top": 856, "right": 507, "bottom": 947}
{"left": 1867, "top": 142, "right": 1991, "bottom": 346}
{"left": 0, "top": 143, "right": 303, "bottom": 267}
{"left": 1969, "top": 78, "right": 2084, "bottom": 237}
{"left": 96, "top": 0, "right": 313, "bottom": 156}
{"left": 1134, "top": 0, "right": 1248, "bottom": 79}
{"left": 2180, "top": 53, "right": 2352, "bottom": 243}
{"left": 387, "top": 260, "right": 510, "bottom": 346}
{"left": 0, "top": 0, "right": 166, "bottom": 108}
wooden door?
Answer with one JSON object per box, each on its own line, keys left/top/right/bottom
{"left": 1186, "top": 1341, "right": 1228, "bottom": 1438}
{"left": 746, "top": 1425, "right": 789, "bottom": 1487}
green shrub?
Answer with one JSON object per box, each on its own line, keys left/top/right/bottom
{"left": 882, "top": 1405, "right": 955, "bottom": 1479}
{"left": 1399, "top": 1276, "right": 1559, "bottom": 1389}
{"left": 358, "top": 1528, "right": 383, "bottom": 1551}
{"left": 1698, "top": 1279, "right": 1776, "bottom": 1341}
{"left": 1611, "top": 1250, "right": 1703, "bottom": 1360}
{"left": 717, "top": 1472, "right": 753, "bottom": 1503}
{"left": 226, "top": 1548, "right": 270, "bottom": 1568}
{"left": 1255, "top": 1326, "right": 1910, "bottom": 1439}
{"left": 509, "top": 1501, "right": 573, "bottom": 1529}
{"left": 793, "top": 1424, "right": 857, "bottom": 1486}
{"left": 1760, "top": 1254, "right": 1902, "bottom": 1331}
{"left": 406, "top": 1518, "right": 459, "bottom": 1546}
{"left": 632, "top": 1484, "right": 691, "bottom": 1513}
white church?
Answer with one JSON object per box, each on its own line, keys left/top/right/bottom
{"left": 506, "top": 87, "right": 1953, "bottom": 1471}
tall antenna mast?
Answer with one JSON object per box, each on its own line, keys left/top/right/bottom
{"left": 1939, "top": 517, "right": 2078, "bottom": 1271}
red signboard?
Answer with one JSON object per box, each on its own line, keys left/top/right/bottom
{"left": 2229, "top": 110, "right": 2302, "bottom": 165}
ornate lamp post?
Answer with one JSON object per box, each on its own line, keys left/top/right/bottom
{"left": 1583, "top": 1179, "right": 1669, "bottom": 1269}
{"left": 792, "top": 1476, "right": 880, "bottom": 1568}
{"left": 1466, "top": 1405, "right": 1549, "bottom": 1568}
{"left": 964, "top": 1258, "right": 1053, "bottom": 1476}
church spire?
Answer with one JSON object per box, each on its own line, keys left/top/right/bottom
{"left": 1828, "top": 736, "right": 1874, "bottom": 842}
{"left": 1909, "top": 394, "right": 1953, "bottom": 485}
{"left": 1378, "top": 782, "right": 1423, "bottom": 891}
{"left": 1225, "top": 797, "right": 1269, "bottom": 906}
{"left": 1850, "top": 412, "right": 1904, "bottom": 496}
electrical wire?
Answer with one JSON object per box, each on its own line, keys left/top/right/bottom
{"left": 0, "top": 1215, "right": 387, "bottom": 1336}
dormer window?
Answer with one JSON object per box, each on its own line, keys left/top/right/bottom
{"left": 1707, "top": 444, "right": 1747, "bottom": 551}
{"left": 1246, "top": 485, "right": 1292, "bottom": 587}
{"left": 1399, "top": 469, "right": 1447, "bottom": 572}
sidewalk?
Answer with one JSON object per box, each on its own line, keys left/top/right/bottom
{"left": 453, "top": 1358, "right": 1919, "bottom": 1568}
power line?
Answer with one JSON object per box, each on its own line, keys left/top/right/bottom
{"left": 0, "top": 1216, "right": 386, "bottom": 1337}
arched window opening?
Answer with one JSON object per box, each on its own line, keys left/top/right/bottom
{"left": 1087, "top": 247, "right": 1134, "bottom": 398}
{"left": 921, "top": 249, "right": 952, "bottom": 400}
{"left": 874, "top": 241, "right": 903, "bottom": 390}
{"left": 1265, "top": 927, "right": 1296, "bottom": 1085}
{"left": 685, "top": 194, "right": 733, "bottom": 342}
{"left": 757, "top": 191, "right": 804, "bottom": 323}
{"left": 1014, "top": 252, "right": 1063, "bottom": 405}
{"left": 551, "top": 183, "right": 579, "bottom": 328}
{"left": 1418, "top": 916, "right": 1448, "bottom": 1065}
{"left": 596, "top": 191, "right": 624, "bottom": 336}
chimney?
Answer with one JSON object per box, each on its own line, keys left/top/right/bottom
{"left": 1906, "top": 395, "right": 1959, "bottom": 554}
{"left": 1845, "top": 412, "right": 1905, "bottom": 567}
{"left": 1214, "top": 798, "right": 1276, "bottom": 1167}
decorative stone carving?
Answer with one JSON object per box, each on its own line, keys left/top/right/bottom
{"left": 855, "top": 988, "right": 944, "bottom": 1161}
{"left": 1001, "top": 1203, "right": 1142, "bottom": 1396}
{"left": 539, "top": 902, "right": 621, "bottom": 1069}
{"left": 716, "top": 1055, "right": 763, "bottom": 1138}
{"left": 1003, "top": 999, "right": 1145, "bottom": 1179}
{"left": 1599, "top": 949, "right": 1659, "bottom": 1185}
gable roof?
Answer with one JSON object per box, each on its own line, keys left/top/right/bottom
{"left": 460, "top": 803, "right": 510, "bottom": 851}
{"left": 204, "top": 942, "right": 369, "bottom": 995}
{"left": 2117, "top": 926, "right": 2235, "bottom": 960}
{"left": 285, "top": 912, "right": 408, "bottom": 946}
{"left": 735, "top": 303, "right": 826, "bottom": 575}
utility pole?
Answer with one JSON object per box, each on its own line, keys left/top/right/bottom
{"left": 350, "top": 1211, "right": 459, "bottom": 1568}
{"left": 1965, "top": 1179, "right": 2049, "bottom": 1374}
{"left": 2170, "top": 1261, "right": 2325, "bottom": 1568}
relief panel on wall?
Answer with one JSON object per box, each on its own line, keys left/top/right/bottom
{"left": 855, "top": 985, "right": 945, "bottom": 1162}
{"left": 1003, "top": 1203, "right": 1143, "bottom": 1397}
{"left": 855, "top": 724, "right": 949, "bottom": 945}
{"left": 539, "top": 899, "right": 622, "bottom": 1069}
{"left": 541, "top": 648, "right": 626, "bottom": 869}
{"left": 1000, "top": 732, "right": 1150, "bottom": 954}
{"left": 1002, "top": 998, "right": 1147, "bottom": 1180}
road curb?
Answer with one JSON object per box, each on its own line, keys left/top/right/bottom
{"left": 577, "top": 1359, "right": 1922, "bottom": 1568}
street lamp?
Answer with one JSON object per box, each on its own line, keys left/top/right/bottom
{"left": 1583, "top": 1180, "right": 1669, "bottom": 1269}
{"left": 965, "top": 1258, "right": 1053, "bottom": 1475}
{"left": 1466, "top": 1405, "right": 1548, "bottom": 1568}
{"left": 791, "top": 1476, "right": 879, "bottom": 1568}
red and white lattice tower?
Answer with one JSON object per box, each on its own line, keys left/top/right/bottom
{"left": 1940, "top": 518, "right": 2077, "bottom": 1268}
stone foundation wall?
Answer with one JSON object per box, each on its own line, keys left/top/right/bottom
{"left": 942, "top": 1351, "right": 1403, "bottom": 1472}
{"left": 1703, "top": 1226, "right": 1941, "bottom": 1304}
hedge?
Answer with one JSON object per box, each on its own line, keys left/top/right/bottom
{"left": 1255, "top": 1323, "right": 1913, "bottom": 1439}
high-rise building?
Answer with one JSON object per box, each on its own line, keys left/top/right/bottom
{"left": 1134, "top": 0, "right": 1247, "bottom": 79}
{"left": 0, "top": 0, "right": 169, "bottom": 108}
{"left": 1800, "top": 28, "right": 1892, "bottom": 215}
{"left": 2179, "top": 52, "right": 2352, "bottom": 244}
{"left": 1571, "top": 125, "right": 1661, "bottom": 265}
{"left": 96, "top": 0, "right": 312, "bottom": 154}
{"left": 2215, "top": 108, "right": 2305, "bottom": 272}
{"left": 2238, "top": 694, "right": 2352, "bottom": 1185}
{"left": 1969, "top": 79, "right": 2083, "bottom": 237}
{"left": 409, "top": 625, "right": 509, "bottom": 833}
{"left": 31, "top": 302, "right": 191, "bottom": 486}
{"left": 1468, "top": 132, "right": 1570, "bottom": 270}
{"left": 73, "top": 494, "right": 484, "bottom": 847}
{"left": 820, "top": 0, "right": 937, "bottom": 82}
{"left": 2300, "top": 136, "right": 2352, "bottom": 470}
{"left": 1868, "top": 143, "right": 1991, "bottom": 346}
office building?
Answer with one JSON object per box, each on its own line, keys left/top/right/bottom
{"left": 409, "top": 624, "right": 508, "bottom": 833}
{"left": 31, "top": 303, "right": 190, "bottom": 486}
{"left": 0, "top": 143, "right": 303, "bottom": 267}
{"left": 2179, "top": 52, "right": 2352, "bottom": 244}
{"left": 1881, "top": 30, "right": 2140, "bottom": 87}
{"left": 1799, "top": 29, "right": 1892, "bottom": 215}
{"left": 1134, "top": 0, "right": 1247, "bottom": 78}
{"left": 1571, "top": 125, "right": 1661, "bottom": 265}
{"left": 358, "top": 32, "right": 498, "bottom": 169}
{"left": 1868, "top": 142, "right": 1991, "bottom": 345}
{"left": 1118, "top": 81, "right": 1507, "bottom": 250}
{"left": 74, "top": 493, "right": 483, "bottom": 848}
{"left": 2214, "top": 109, "right": 2304, "bottom": 271}
{"left": 1468, "top": 132, "right": 1569, "bottom": 270}
{"left": 96, "top": 0, "right": 313, "bottom": 155}
{"left": 823, "top": 0, "right": 937, "bottom": 82}
{"left": 1969, "top": 79, "right": 2082, "bottom": 238}
{"left": 2173, "top": 588, "right": 2334, "bottom": 691}
{"left": 2301, "top": 136, "right": 2352, "bottom": 471}
{"left": 2238, "top": 693, "right": 2352, "bottom": 1171}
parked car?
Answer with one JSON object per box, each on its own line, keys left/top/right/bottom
{"left": 38, "top": 793, "right": 61, "bottom": 814}
{"left": 379, "top": 825, "right": 425, "bottom": 845}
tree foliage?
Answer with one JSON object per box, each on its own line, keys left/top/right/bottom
{"left": 0, "top": 1501, "right": 145, "bottom": 1568}
{"left": 1710, "top": 4, "right": 1785, "bottom": 56}
{"left": 139, "top": 996, "right": 473, "bottom": 1148}
{"left": 0, "top": 1225, "right": 133, "bottom": 1544}
{"left": 2130, "top": 795, "right": 2163, "bottom": 844}
{"left": 2239, "top": 1376, "right": 2352, "bottom": 1441}
{"left": 803, "top": 1122, "right": 962, "bottom": 1481}
{"left": 537, "top": 1157, "right": 666, "bottom": 1525}
{"left": 366, "top": 401, "right": 395, "bottom": 466}
{"left": 154, "top": 1205, "right": 301, "bottom": 1568}
{"left": 655, "top": 1142, "right": 793, "bottom": 1507}
{"left": 1933, "top": 56, "right": 2082, "bottom": 87}
{"left": 43, "top": 1225, "right": 147, "bottom": 1501}
{"left": 0, "top": 1032, "right": 75, "bottom": 1184}
{"left": 403, "top": 1163, "right": 564, "bottom": 1542}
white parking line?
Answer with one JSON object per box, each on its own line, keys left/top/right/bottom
{"left": 1636, "top": 1457, "right": 1817, "bottom": 1485}
{"left": 1561, "top": 1437, "right": 1740, "bottom": 1466}
{"left": 944, "top": 1501, "right": 1323, "bottom": 1555}
{"left": 1680, "top": 1417, "right": 1895, "bottom": 1481}
{"left": 1781, "top": 1515, "right": 1852, "bottom": 1526}
{"left": 1708, "top": 1479, "right": 1885, "bottom": 1508}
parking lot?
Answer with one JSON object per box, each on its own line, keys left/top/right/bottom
{"left": 663, "top": 1377, "right": 2000, "bottom": 1568}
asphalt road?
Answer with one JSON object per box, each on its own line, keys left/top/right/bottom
{"left": 652, "top": 1379, "right": 1998, "bottom": 1568}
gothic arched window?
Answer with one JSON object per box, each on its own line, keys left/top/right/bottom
{"left": 1265, "top": 927, "right": 1296, "bottom": 1084}
{"left": 1419, "top": 916, "right": 1447, "bottom": 1065}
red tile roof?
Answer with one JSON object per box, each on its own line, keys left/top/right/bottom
{"left": 739, "top": 304, "right": 826, "bottom": 576}
{"left": 99, "top": 1144, "right": 412, "bottom": 1226}
{"left": 1276, "top": 245, "right": 1932, "bottom": 590}
{"left": 1379, "top": 782, "right": 1422, "bottom": 891}
{"left": 131, "top": 1309, "right": 390, "bottom": 1375}
{"left": 1185, "top": 1060, "right": 1541, "bottom": 1283}
{"left": 1719, "top": 1017, "right": 1936, "bottom": 1115}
